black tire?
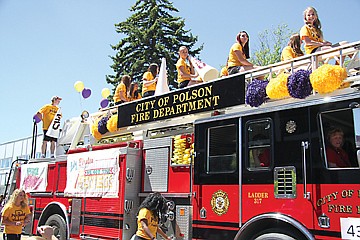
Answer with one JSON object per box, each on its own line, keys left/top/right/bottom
{"left": 254, "top": 233, "right": 296, "bottom": 240}
{"left": 45, "top": 214, "right": 67, "bottom": 240}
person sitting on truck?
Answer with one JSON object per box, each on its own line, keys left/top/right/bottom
{"left": 113, "top": 74, "right": 131, "bottom": 105}
{"left": 1, "top": 189, "right": 32, "bottom": 240}
{"left": 326, "top": 127, "right": 352, "bottom": 168}
{"left": 250, "top": 134, "right": 270, "bottom": 167}
{"left": 176, "top": 46, "right": 199, "bottom": 88}
{"left": 142, "top": 63, "right": 159, "bottom": 97}
{"left": 281, "top": 33, "right": 304, "bottom": 61}
{"left": 227, "top": 31, "right": 259, "bottom": 75}
{"left": 129, "top": 81, "right": 142, "bottom": 101}
{"left": 134, "top": 192, "right": 172, "bottom": 240}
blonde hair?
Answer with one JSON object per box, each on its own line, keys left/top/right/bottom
{"left": 303, "top": 6, "right": 323, "bottom": 38}
{"left": 5, "top": 188, "right": 29, "bottom": 209}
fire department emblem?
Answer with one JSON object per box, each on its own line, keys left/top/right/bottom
{"left": 210, "top": 190, "right": 229, "bottom": 216}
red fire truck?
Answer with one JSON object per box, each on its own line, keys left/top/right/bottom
{"left": 13, "top": 42, "right": 360, "bottom": 240}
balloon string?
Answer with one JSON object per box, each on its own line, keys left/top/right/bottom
{"left": 79, "top": 92, "right": 83, "bottom": 111}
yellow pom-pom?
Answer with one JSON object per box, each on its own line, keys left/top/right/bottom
{"left": 310, "top": 64, "right": 347, "bottom": 94}
{"left": 91, "top": 119, "right": 102, "bottom": 140}
{"left": 266, "top": 73, "right": 290, "bottom": 99}
{"left": 106, "top": 115, "right": 118, "bottom": 133}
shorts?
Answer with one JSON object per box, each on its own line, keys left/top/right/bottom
{"left": 143, "top": 91, "right": 155, "bottom": 98}
{"left": 179, "top": 80, "right": 190, "bottom": 89}
{"left": 3, "top": 233, "right": 22, "bottom": 240}
{"left": 133, "top": 236, "right": 148, "bottom": 240}
{"left": 311, "top": 47, "right": 319, "bottom": 54}
{"left": 227, "top": 66, "right": 242, "bottom": 75}
{"left": 43, "top": 130, "right": 58, "bottom": 142}
{"left": 115, "top": 101, "right": 125, "bottom": 105}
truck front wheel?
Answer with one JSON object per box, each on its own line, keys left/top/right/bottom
{"left": 45, "top": 214, "right": 67, "bottom": 240}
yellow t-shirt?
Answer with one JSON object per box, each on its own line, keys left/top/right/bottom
{"left": 136, "top": 208, "right": 158, "bottom": 239}
{"left": 300, "top": 24, "right": 324, "bottom": 54}
{"left": 281, "top": 46, "right": 303, "bottom": 61}
{"left": 38, "top": 104, "right": 59, "bottom": 130}
{"left": 142, "top": 71, "right": 156, "bottom": 95}
{"left": 113, "top": 82, "right": 128, "bottom": 103}
{"left": 220, "top": 66, "right": 228, "bottom": 77}
{"left": 176, "top": 58, "right": 191, "bottom": 83}
{"left": 227, "top": 42, "right": 245, "bottom": 68}
{"left": 129, "top": 92, "right": 142, "bottom": 101}
{"left": 2, "top": 203, "right": 31, "bottom": 234}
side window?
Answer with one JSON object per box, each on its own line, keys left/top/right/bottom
{"left": 319, "top": 108, "right": 359, "bottom": 169}
{"left": 207, "top": 124, "right": 237, "bottom": 173}
{"left": 246, "top": 119, "right": 272, "bottom": 169}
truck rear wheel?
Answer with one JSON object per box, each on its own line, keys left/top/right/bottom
{"left": 45, "top": 214, "right": 67, "bottom": 240}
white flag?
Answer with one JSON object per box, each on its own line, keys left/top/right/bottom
{"left": 155, "top": 57, "right": 170, "bottom": 95}
{"left": 46, "top": 108, "right": 62, "bottom": 138}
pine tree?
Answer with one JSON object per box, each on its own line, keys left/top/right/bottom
{"left": 106, "top": 0, "right": 202, "bottom": 94}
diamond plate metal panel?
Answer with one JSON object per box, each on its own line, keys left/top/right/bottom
{"left": 123, "top": 149, "right": 143, "bottom": 240}
{"left": 143, "top": 137, "right": 172, "bottom": 149}
{"left": 176, "top": 205, "right": 192, "bottom": 240}
{"left": 144, "top": 147, "right": 169, "bottom": 192}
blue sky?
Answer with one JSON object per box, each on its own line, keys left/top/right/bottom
{"left": 0, "top": 0, "right": 359, "bottom": 144}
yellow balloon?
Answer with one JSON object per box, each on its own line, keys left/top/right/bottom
{"left": 74, "top": 81, "right": 85, "bottom": 92}
{"left": 101, "top": 88, "right": 111, "bottom": 98}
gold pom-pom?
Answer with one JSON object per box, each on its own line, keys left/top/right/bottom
{"left": 91, "top": 119, "right": 102, "bottom": 140}
{"left": 266, "top": 73, "right": 290, "bottom": 99}
{"left": 107, "top": 115, "right": 118, "bottom": 133}
{"left": 310, "top": 64, "right": 347, "bottom": 94}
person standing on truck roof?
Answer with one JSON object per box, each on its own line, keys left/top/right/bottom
{"left": 1, "top": 189, "right": 32, "bottom": 240}
{"left": 35, "top": 96, "right": 62, "bottom": 158}
{"left": 134, "top": 192, "right": 172, "bottom": 240}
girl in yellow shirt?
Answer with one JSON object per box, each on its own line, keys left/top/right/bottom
{"left": 281, "top": 33, "right": 304, "bottom": 61}
{"left": 176, "top": 46, "right": 199, "bottom": 88}
{"left": 227, "top": 31, "right": 258, "bottom": 75}
{"left": 142, "top": 63, "right": 159, "bottom": 97}
{"left": 129, "top": 81, "right": 142, "bottom": 101}
{"left": 113, "top": 75, "right": 131, "bottom": 105}
{"left": 135, "top": 192, "right": 171, "bottom": 240}
{"left": 300, "top": 7, "right": 332, "bottom": 54}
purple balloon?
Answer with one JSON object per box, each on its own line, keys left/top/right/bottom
{"left": 33, "top": 114, "right": 41, "bottom": 123}
{"left": 100, "top": 98, "right": 109, "bottom": 108}
{"left": 82, "top": 88, "right": 92, "bottom": 99}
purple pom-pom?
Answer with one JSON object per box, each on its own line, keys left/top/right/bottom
{"left": 245, "top": 79, "right": 268, "bottom": 107}
{"left": 98, "top": 116, "right": 109, "bottom": 134}
{"left": 287, "top": 70, "right": 312, "bottom": 99}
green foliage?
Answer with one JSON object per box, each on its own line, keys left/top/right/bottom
{"left": 251, "top": 24, "right": 292, "bottom": 66}
{"left": 106, "top": 0, "right": 202, "bottom": 94}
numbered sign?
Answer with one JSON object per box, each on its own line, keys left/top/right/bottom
{"left": 341, "top": 218, "right": 360, "bottom": 239}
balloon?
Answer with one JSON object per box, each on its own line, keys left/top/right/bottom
{"left": 101, "top": 88, "right": 111, "bottom": 98}
{"left": 33, "top": 114, "right": 41, "bottom": 123}
{"left": 74, "top": 81, "right": 85, "bottom": 92}
{"left": 100, "top": 98, "right": 109, "bottom": 108}
{"left": 82, "top": 88, "right": 92, "bottom": 99}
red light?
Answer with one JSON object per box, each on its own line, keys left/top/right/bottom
{"left": 213, "top": 110, "right": 220, "bottom": 116}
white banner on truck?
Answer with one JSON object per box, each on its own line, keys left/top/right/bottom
{"left": 21, "top": 162, "right": 49, "bottom": 192}
{"left": 64, "top": 148, "right": 120, "bottom": 198}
